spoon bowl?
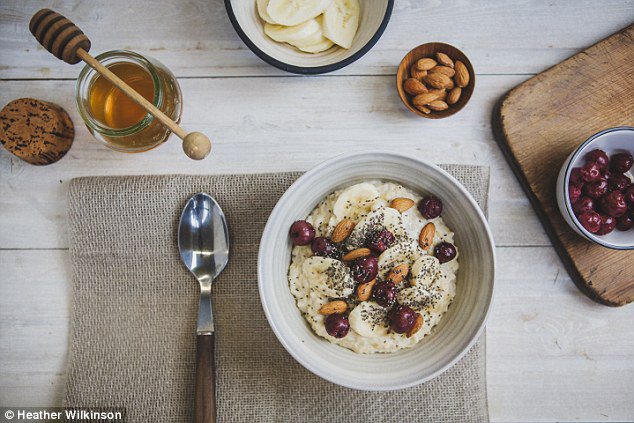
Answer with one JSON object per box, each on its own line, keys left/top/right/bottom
{"left": 179, "top": 193, "right": 230, "bottom": 282}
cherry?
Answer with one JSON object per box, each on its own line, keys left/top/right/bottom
{"left": 608, "top": 173, "right": 631, "bottom": 191}
{"left": 577, "top": 210, "right": 602, "bottom": 233}
{"left": 570, "top": 168, "right": 584, "bottom": 185}
{"left": 366, "top": 229, "right": 395, "bottom": 254}
{"left": 573, "top": 196, "right": 595, "bottom": 215}
{"left": 289, "top": 220, "right": 315, "bottom": 246}
{"left": 569, "top": 184, "right": 582, "bottom": 204}
{"left": 418, "top": 196, "right": 443, "bottom": 219}
{"left": 434, "top": 242, "right": 457, "bottom": 264}
{"left": 583, "top": 179, "right": 608, "bottom": 199}
{"left": 623, "top": 185, "right": 634, "bottom": 204}
{"left": 387, "top": 305, "right": 417, "bottom": 334}
{"left": 596, "top": 215, "right": 616, "bottom": 235}
{"left": 311, "top": 237, "right": 337, "bottom": 257}
{"left": 616, "top": 214, "right": 633, "bottom": 231}
{"left": 600, "top": 191, "right": 628, "bottom": 217}
{"left": 585, "top": 149, "right": 609, "bottom": 169}
{"left": 581, "top": 162, "right": 602, "bottom": 182}
{"left": 372, "top": 281, "right": 397, "bottom": 308}
{"left": 350, "top": 256, "right": 378, "bottom": 283}
{"left": 325, "top": 314, "right": 350, "bottom": 338}
{"left": 610, "top": 152, "right": 633, "bottom": 173}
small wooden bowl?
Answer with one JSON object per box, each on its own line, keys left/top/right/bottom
{"left": 397, "top": 42, "right": 475, "bottom": 119}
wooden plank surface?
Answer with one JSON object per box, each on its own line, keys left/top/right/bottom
{"left": 0, "top": 0, "right": 633, "bottom": 78}
{"left": 493, "top": 26, "right": 634, "bottom": 307}
{"left": 1, "top": 1, "right": 634, "bottom": 422}
{"left": 0, "top": 75, "right": 548, "bottom": 249}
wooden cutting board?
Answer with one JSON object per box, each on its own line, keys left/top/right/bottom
{"left": 492, "top": 24, "right": 634, "bottom": 307}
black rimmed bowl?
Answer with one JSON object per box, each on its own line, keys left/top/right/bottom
{"left": 224, "top": 0, "right": 394, "bottom": 75}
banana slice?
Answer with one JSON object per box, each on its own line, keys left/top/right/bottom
{"left": 348, "top": 301, "right": 389, "bottom": 337}
{"left": 298, "top": 37, "right": 334, "bottom": 53}
{"left": 322, "top": 0, "right": 360, "bottom": 49}
{"left": 264, "top": 19, "right": 322, "bottom": 48}
{"left": 377, "top": 240, "right": 424, "bottom": 279}
{"left": 257, "top": 0, "right": 278, "bottom": 24}
{"left": 346, "top": 207, "right": 407, "bottom": 248}
{"left": 332, "top": 182, "right": 380, "bottom": 221}
{"left": 410, "top": 255, "right": 441, "bottom": 287}
{"left": 301, "top": 256, "right": 354, "bottom": 298}
{"left": 397, "top": 286, "right": 433, "bottom": 312}
{"left": 267, "top": 0, "right": 333, "bottom": 26}
{"left": 433, "top": 269, "right": 456, "bottom": 294}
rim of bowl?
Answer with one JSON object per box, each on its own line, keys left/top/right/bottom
{"left": 224, "top": 0, "right": 395, "bottom": 75}
{"left": 257, "top": 151, "right": 496, "bottom": 390}
{"left": 563, "top": 126, "right": 634, "bottom": 250}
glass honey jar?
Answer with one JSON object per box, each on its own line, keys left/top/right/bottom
{"left": 75, "top": 50, "right": 182, "bottom": 153}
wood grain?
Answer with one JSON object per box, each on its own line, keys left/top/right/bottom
{"left": 492, "top": 25, "right": 634, "bottom": 307}
{"left": 0, "top": 75, "right": 548, "bottom": 249}
{"left": 1, "top": 1, "right": 634, "bottom": 79}
{"left": 195, "top": 334, "right": 216, "bottom": 423}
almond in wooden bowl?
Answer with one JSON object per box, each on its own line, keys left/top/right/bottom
{"left": 396, "top": 42, "right": 475, "bottom": 119}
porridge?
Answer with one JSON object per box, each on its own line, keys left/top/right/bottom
{"left": 287, "top": 181, "right": 459, "bottom": 353}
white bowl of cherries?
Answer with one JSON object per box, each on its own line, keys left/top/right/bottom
{"left": 557, "top": 126, "right": 634, "bottom": 249}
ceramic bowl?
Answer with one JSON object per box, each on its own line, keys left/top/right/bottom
{"left": 224, "top": 0, "right": 394, "bottom": 74}
{"left": 397, "top": 42, "right": 475, "bottom": 119}
{"left": 556, "top": 126, "right": 634, "bottom": 250}
{"left": 258, "top": 151, "right": 495, "bottom": 390}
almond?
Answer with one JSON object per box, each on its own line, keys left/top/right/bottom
{"left": 410, "top": 65, "right": 427, "bottom": 80}
{"left": 389, "top": 197, "right": 415, "bottom": 213}
{"left": 430, "top": 65, "right": 455, "bottom": 78}
{"left": 429, "top": 89, "right": 447, "bottom": 101}
{"left": 424, "top": 72, "right": 452, "bottom": 89}
{"left": 403, "top": 78, "right": 428, "bottom": 96}
{"left": 386, "top": 263, "right": 409, "bottom": 284}
{"left": 428, "top": 100, "right": 448, "bottom": 111}
{"left": 412, "top": 92, "right": 439, "bottom": 107}
{"left": 342, "top": 248, "right": 371, "bottom": 261}
{"left": 416, "top": 57, "right": 437, "bottom": 71}
{"left": 357, "top": 279, "right": 376, "bottom": 301}
{"left": 418, "top": 222, "right": 435, "bottom": 250}
{"left": 407, "top": 313, "right": 424, "bottom": 338}
{"left": 454, "top": 60, "right": 470, "bottom": 88}
{"left": 318, "top": 300, "right": 348, "bottom": 315}
{"left": 416, "top": 105, "right": 431, "bottom": 114}
{"left": 445, "top": 77, "right": 455, "bottom": 90}
{"left": 447, "top": 87, "right": 462, "bottom": 105}
{"left": 331, "top": 219, "right": 355, "bottom": 243}
{"left": 435, "top": 52, "right": 454, "bottom": 68}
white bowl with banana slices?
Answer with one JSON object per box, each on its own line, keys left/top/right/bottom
{"left": 258, "top": 151, "right": 496, "bottom": 390}
{"left": 225, "top": 0, "right": 394, "bottom": 74}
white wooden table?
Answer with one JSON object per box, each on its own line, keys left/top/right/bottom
{"left": 1, "top": 1, "right": 633, "bottom": 421}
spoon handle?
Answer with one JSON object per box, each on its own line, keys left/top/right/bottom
{"left": 195, "top": 333, "right": 216, "bottom": 423}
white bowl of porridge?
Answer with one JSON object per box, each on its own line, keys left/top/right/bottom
{"left": 258, "top": 151, "right": 495, "bottom": 390}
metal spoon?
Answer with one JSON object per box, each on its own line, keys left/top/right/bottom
{"left": 178, "top": 193, "right": 230, "bottom": 423}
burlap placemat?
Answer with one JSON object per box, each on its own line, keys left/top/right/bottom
{"left": 66, "top": 165, "right": 490, "bottom": 423}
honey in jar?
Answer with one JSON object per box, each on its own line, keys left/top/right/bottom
{"left": 89, "top": 62, "right": 154, "bottom": 129}
{"left": 75, "top": 50, "right": 182, "bottom": 152}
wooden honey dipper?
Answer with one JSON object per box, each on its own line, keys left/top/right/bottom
{"left": 29, "top": 9, "right": 212, "bottom": 160}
